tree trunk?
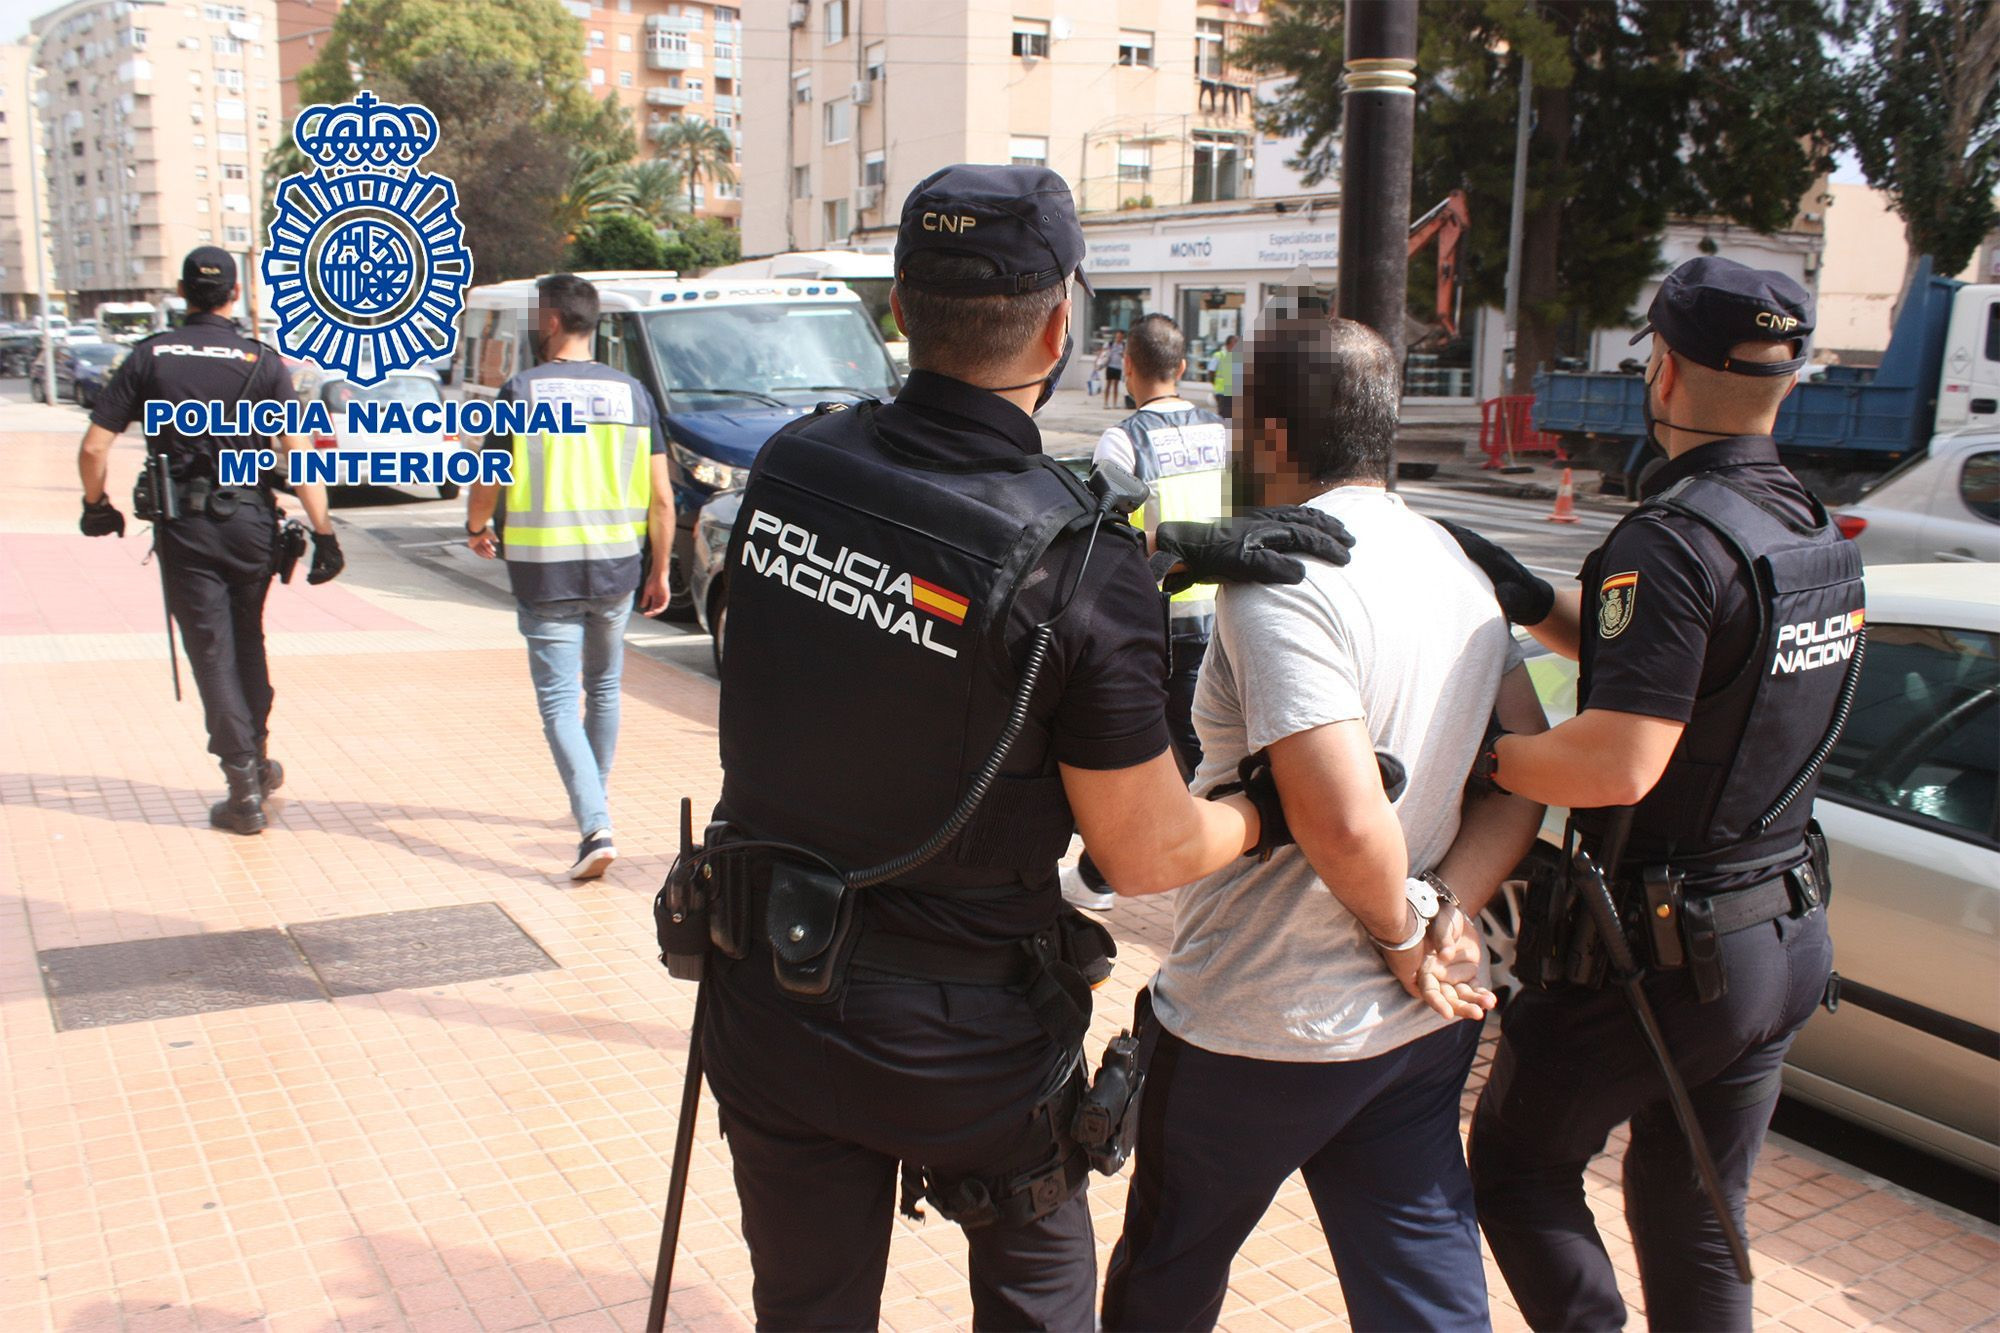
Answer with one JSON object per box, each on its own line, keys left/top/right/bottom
{"left": 1510, "top": 67, "right": 1572, "bottom": 396}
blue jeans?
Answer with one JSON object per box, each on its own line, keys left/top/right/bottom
{"left": 517, "top": 594, "right": 632, "bottom": 836}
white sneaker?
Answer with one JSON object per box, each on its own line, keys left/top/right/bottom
{"left": 1060, "top": 862, "right": 1117, "bottom": 912}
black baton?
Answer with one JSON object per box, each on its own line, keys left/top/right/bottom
{"left": 1575, "top": 808, "right": 1754, "bottom": 1285}
{"left": 146, "top": 452, "right": 183, "bottom": 702}
{"left": 647, "top": 798, "right": 709, "bottom": 1333}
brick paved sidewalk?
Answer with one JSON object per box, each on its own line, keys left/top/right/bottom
{"left": 2, "top": 408, "right": 1995, "bottom": 1333}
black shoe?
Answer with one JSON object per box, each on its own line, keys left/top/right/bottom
{"left": 569, "top": 829, "right": 616, "bottom": 880}
{"left": 209, "top": 758, "right": 267, "bottom": 835}
{"left": 259, "top": 756, "right": 284, "bottom": 793}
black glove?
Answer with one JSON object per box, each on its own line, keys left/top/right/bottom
{"left": 1155, "top": 507, "right": 1355, "bottom": 594}
{"left": 1437, "top": 519, "right": 1553, "bottom": 627}
{"left": 1211, "top": 747, "right": 1409, "bottom": 860}
{"left": 307, "top": 529, "right": 345, "bottom": 585}
{"left": 80, "top": 496, "right": 125, "bottom": 538}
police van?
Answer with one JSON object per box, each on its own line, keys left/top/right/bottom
{"left": 458, "top": 271, "right": 902, "bottom": 618}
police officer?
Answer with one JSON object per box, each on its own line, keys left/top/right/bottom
{"left": 78, "top": 246, "right": 344, "bottom": 834}
{"left": 1446, "top": 257, "right": 1859, "bottom": 1331}
{"left": 695, "top": 165, "right": 1353, "bottom": 1329}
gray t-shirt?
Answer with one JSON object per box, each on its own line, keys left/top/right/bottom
{"left": 1150, "top": 485, "right": 1525, "bottom": 1062}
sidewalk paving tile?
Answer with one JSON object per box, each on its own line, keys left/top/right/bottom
{"left": 3, "top": 412, "right": 1996, "bottom": 1331}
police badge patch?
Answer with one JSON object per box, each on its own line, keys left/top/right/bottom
{"left": 1598, "top": 571, "right": 1638, "bottom": 639}
{"left": 261, "top": 91, "right": 471, "bottom": 386}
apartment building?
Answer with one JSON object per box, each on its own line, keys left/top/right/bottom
{"left": 580, "top": 0, "right": 744, "bottom": 225}
{"left": 744, "top": 1, "right": 1266, "bottom": 251}
{"left": 30, "top": 0, "right": 283, "bottom": 314}
{"left": 274, "top": 0, "right": 338, "bottom": 120}
{"left": 1, "top": 42, "right": 54, "bottom": 321}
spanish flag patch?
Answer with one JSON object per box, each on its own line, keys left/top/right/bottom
{"left": 909, "top": 576, "right": 969, "bottom": 625}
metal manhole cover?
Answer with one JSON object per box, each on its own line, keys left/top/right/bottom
{"left": 39, "top": 929, "right": 325, "bottom": 1031}
{"left": 286, "top": 902, "right": 557, "bottom": 997}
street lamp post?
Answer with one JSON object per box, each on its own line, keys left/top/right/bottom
{"left": 26, "top": 49, "right": 56, "bottom": 406}
{"left": 1336, "top": 0, "right": 1417, "bottom": 435}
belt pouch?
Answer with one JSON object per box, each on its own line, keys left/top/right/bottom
{"left": 205, "top": 487, "right": 241, "bottom": 520}
{"left": 1801, "top": 820, "right": 1831, "bottom": 910}
{"left": 1680, "top": 895, "right": 1728, "bottom": 1002}
{"left": 707, "top": 848, "right": 755, "bottom": 961}
{"left": 765, "top": 860, "right": 856, "bottom": 1001}
{"left": 1513, "top": 861, "right": 1565, "bottom": 990}
{"left": 1644, "top": 867, "right": 1687, "bottom": 969}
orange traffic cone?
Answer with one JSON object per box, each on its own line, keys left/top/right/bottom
{"left": 1547, "top": 467, "right": 1580, "bottom": 524}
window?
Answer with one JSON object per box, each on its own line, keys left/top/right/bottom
{"left": 866, "top": 41, "right": 885, "bottom": 81}
{"left": 823, "top": 96, "right": 851, "bottom": 144}
{"left": 1008, "top": 135, "right": 1048, "bottom": 167}
{"left": 222, "top": 162, "right": 246, "bottom": 180}
{"left": 863, "top": 150, "right": 886, "bottom": 187}
{"left": 793, "top": 70, "right": 812, "bottom": 104}
{"left": 825, "top": 198, "right": 851, "bottom": 243}
{"left": 824, "top": 0, "right": 847, "bottom": 44}
{"left": 1196, "top": 19, "right": 1226, "bottom": 79}
{"left": 591, "top": 67, "right": 604, "bottom": 86}
{"left": 195, "top": 196, "right": 210, "bottom": 212}
{"left": 222, "top": 193, "right": 248, "bottom": 212}
{"left": 1986, "top": 301, "right": 1999, "bottom": 362}
{"left": 223, "top": 224, "right": 249, "bottom": 244}
{"left": 589, "top": 28, "right": 604, "bottom": 47}
{"left": 194, "top": 165, "right": 208, "bottom": 179}
{"left": 1012, "top": 18, "right": 1049, "bottom": 59}
{"left": 617, "top": 34, "right": 631, "bottom": 52}
{"left": 1962, "top": 452, "right": 2000, "bottom": 523}
{"left": 716, "top": 6, "right": 739, "bottom": 23}
{"left": 202, "top": 5, "right": 248, "bottom": 22}
{"left": 215, "top": 68, "right": 242, "bottom": 91}
{"left": 618, "top": 70, "right": 633, "bottom": 87}
{"left": 218, "top": 132, "right": 246, "bottom": 151}
{"left": 595, "top": 315, "right": 631, "bottom": 374}
{"left": 216, "top": 98, "right": 244, "bottom": 120}
{"left": 1118, "top": 30, "right": 1154, "bottom": 67}
{"left": 792, "top": 165, "right": 811, "bottom": 199}
{"left": 1117, "top": 143, "right": 1152, "bottom": 183}
{"left": 1822, "top": 623, "right": 1998, "bottom": 840}
{"left": 1192, "top": 130, "right": 1247, "bottom": 202}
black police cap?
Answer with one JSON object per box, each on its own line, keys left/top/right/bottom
{"left": 182, "top": 245, "right": 238, "bottom": 287}
{"left": 895, "top": 164, "right": 1087, "bottom": 297}
{"left": 1629, "top": 256, "right": 1814, "bottom": 378}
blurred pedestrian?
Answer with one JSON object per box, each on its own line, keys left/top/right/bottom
{"left": 1101, "top": 328, "right": 1126, "bottom": 408}
{"left": 1210, "top": 332, "right": 1238, "bottom": 420}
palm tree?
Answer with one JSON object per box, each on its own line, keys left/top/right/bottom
{"left": 555, "top": 145, "right": 638, "bottom": 242}
{"left": 653, "top": 116, "right": 737, "bottom": 216}
{"left": 621, "top": 159, "right": 687, "bottom": 229}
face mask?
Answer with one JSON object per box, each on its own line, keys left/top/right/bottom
{"left": 1641, "top": 352, "right": 1733, "bottom": 456}
{"left": 993, "top": 315, "right": 1072, "bottom": 415}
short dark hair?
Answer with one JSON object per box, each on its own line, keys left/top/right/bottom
{"left": 536, "top": 273, "right": 600, "bottom": 334}
{"left": 1240, "top": 317, "right": 1400, "bottom": 485}
{"left": 894, "top": 252, "right": 1068, "bottom": 379}
{"left": 1124, "top": 313, "right": 1185, "bottom": 383}
{"left": 184, "top": 277, "right": 233, "bottom": 313}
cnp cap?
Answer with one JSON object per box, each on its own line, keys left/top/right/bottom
{"left": 895, "top": 164, "right": 1087, "bottom": 296}
{"left": 182, "top": 245, "right": 237, "bottom": 287}
{"left": 1629, "top": 256, "right": 1814, "bottom": 378}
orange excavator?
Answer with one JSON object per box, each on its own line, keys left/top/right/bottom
{"left": 1408, "top": 189, "right": 1470, "bottom": 338}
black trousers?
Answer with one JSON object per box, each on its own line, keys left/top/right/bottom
{"left": 1101, "top": 1020, "right": 1488, "bottom": 1332}
{"left": 157, "top": 499, "right": 277, "bottom": 765}
{"left": 1469, "top": 907, "right": 1833, "bottom": 1331}
{"left": 701, "top": 951, "right": 1095, "bottom": 1331}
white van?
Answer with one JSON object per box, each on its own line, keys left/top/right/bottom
{"left": 705, "top": 251, "right": 905, "bottom": 372}
{"left": 457, "top": 270, "right": 902, "bottom": 618}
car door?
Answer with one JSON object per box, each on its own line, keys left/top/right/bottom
{"left": 1787, "top": 617, "right": 2000, "bottom": 1175}
{"left": 1923, "top": 447, "right": 2000, "bottom": 563}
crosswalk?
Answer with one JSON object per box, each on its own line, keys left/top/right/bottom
{"left": 1396, "top": 478, "right": 1623, "bottom": 580}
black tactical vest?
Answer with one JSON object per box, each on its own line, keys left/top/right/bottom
{"left": 717, "top": 402, "right": 1103, "bottom": 886}
{"left": 1574, "top": 473, "right": 1865, "bottom": 886}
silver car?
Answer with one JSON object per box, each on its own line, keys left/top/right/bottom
{"left": 1492, "top": 563, "right": 1998, "bottom": 1178}
{"left": 1836, "top": 429, "right": 2000, "bottom": 564}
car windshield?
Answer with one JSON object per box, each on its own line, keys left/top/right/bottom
{"left": 319, "top": 375, "right": 441, "bottom": 407}
{"left": 640, "top": 302, "right": 898, "bottom": 411}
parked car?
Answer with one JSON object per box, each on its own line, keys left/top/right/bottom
{"left": 1488, "top": 563, "right": 1998, "bottom": 1179}
{"left": 1834, "top": 428, "right": 1999, "bottom": 564}
{"left": 304, "top": 369, "right": 465, "bottom": 500}
{"left": 29, "top": 341, "right": 126, "bottom": 405}
{"left": 0, "top": 331, "right": 41, "bottom": 377}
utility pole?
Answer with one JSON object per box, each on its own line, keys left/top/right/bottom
{"left": 26, "top": 48, "right": 56, "bottom": 407}
{"left": 1336, "top": 0, "right": 1417, "bottom": 470}
{"left": 1502, "top": 33, "right": 1532, "bottom": 398}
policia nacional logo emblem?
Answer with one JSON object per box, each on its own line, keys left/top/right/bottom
{"left": 1598, "top": 571, "right": 1639, "bottom": 639}
{"left": 261, "top": 91, "right": 471, "bottom": 386}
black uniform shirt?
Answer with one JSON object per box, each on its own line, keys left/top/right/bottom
{"left": 1579, "top": 435, "right": 1816, "bottom": 723}
{"left": 90, "top": 313, "right": 293, "bottom": 475}
{"left": 823, "top": 371, "right": 1171, "bottom": 946}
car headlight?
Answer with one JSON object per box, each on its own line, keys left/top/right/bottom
{"left": 671, "top": 438, "right": 748, "bottom": 491}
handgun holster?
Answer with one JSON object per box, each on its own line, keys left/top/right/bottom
{"left": 765, "top": 861, "right": 858, "bottom": 1001}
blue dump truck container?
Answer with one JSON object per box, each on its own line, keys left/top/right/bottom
{"left": 1532, "top": 259, "right": 1962, "bottom": 496}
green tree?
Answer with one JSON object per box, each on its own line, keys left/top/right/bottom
{"left": 569, "top": 214, "right": 669, "bottom": 271}
{"left": 1841, "top": 0, "right": 2000, "bottom": 295}
{"left": 679, "top": 216, "right": 743, "bottom": 270}
{"left": 297, "top": 0, "right": 593, "bottom": 119}
{"left": 653, "top": 116, "right": 739, "bottom": 216}
{"left": 1239, "top": 1, "right": 1844, "bottom": 393}
{"left": 622, "top": 160, "right": 688, "bottom": 228}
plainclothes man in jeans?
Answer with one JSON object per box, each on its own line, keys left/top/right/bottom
{"left": 466, "top": 274, "right": 672, "bottom": 879}
{"left": 1065, "top": 313, "right": 1229, "bottom": 912}
{"left": 1100, "top": 315, "right": 1549, "bottom": 1332}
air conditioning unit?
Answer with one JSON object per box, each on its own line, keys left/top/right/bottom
{"left": 788, "top": 2, "right": 808, "bottom": 27}
{"left": 853, "top": 185, "right": 882, "bottom": 212}
{"left": 850, "top": 79, "right": 872, "bottom": 105}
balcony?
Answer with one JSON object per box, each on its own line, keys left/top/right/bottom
{"left": 712, "top": 94, "right": 741, "bottom": 114}
{"left": 711, "top": 57, "right": 736, "bottom": 79}
{"left": 645, "top": 13, "right": 703, "bottom": 33}
{"left": 646, "top": 48, "right": 701, "bottom": 71}
{"left": 645, "top": 87, "right": 695, "bottom": 107}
